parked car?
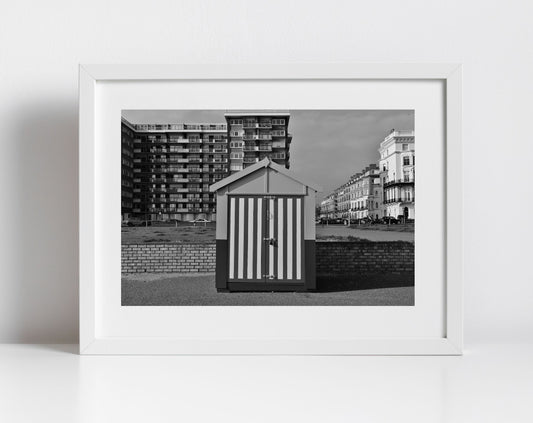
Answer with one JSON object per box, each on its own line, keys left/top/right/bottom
{"left": 126, "top": 218, "right": 151, "bottom": 227}
{"left": 381, "top": 216, "right": 399, "bottom": 225}
{"left": 191, "top": 218, "right": 210, "bottom": 226}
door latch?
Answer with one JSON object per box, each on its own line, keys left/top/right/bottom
{"left": 263, "top": 237, "right": 277, "bottom": 246}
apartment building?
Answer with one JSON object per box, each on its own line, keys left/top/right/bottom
{"left": 319, "top": 127, "right": 415, "bottom": 223}
{"left": 122, "top": 118, "right": 229, "bottom": 222}
{"left": 319, "top": 192, "right": 337, "bottom": 220}
{"left": 336, "top": 183, "right": 351, "bottom": 219}
{"left": 121, "top": 122, "right": 135, "bottom": 220}
{"left": 346, "top": 164, "right": 382, "bottom": 221}
{"left": 378, "top": 130, "right": 415, "bottom": 219}
{"left": 225, "top": 112, "right": 292, "bottom": 173}
{"left": 121, "top": 112, "right": 293, "bottom": 222}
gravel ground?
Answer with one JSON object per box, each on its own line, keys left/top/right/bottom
{"left": 122, "top": 273, "right": 414, "bottom": 306}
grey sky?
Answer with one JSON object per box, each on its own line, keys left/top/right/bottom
{"left": 122, "top": 110, "right": 414, "bottom": 202}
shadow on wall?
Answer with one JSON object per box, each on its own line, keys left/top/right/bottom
{"left": 5, "top": 100, "right": 78, "bottom": 342}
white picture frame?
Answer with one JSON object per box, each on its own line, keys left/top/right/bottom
{"left": 79, "top": 64, "right": 462, "bottom": 355}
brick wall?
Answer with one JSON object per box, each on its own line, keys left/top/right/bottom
{"left": 122, "top": 243, "right": 215, "bottom": 273}
{"left": 122, "top": 241, "right": 414, "bottom": 275}
{"left": 316, "top": 241, "right": 414, "bottom": 276}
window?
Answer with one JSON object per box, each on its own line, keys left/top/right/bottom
{"left": 403, "top": 156, "right": 410, "bottom": 166}
{"left": 402, "top": 144, "right": 408, "bottom": 151}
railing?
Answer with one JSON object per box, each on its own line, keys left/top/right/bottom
{"left": 384, "top": 197, "right": 415, "bottom": 204}
{"left": 383, "top": 130, "right": 415, "bottom": 142}
{"left": 204, "top": 158, "right": 228, "bottom": 163}
{"left": 383, "top": 178, "right": 414, "bottom": 187}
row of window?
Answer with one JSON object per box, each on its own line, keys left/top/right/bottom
{"left": 228, "top": 119, "right": 286, "bottom": 125}
{"left": 134, "top": 124, "right": 227, "bottom": 131}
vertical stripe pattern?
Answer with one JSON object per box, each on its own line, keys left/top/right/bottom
{"left": 228, "top": 196, "right": 303, "bottom": 282}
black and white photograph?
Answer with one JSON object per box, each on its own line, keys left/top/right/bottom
{"left": 121, "top": 110, "right": 415, "bottom": 306}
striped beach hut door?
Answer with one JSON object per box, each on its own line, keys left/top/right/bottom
{"left": 228, "top": 195, "right": 304, "bottom": 283}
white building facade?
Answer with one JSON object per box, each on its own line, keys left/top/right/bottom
{"left": 378, "top": 130, "right": 415, "bottom": 220}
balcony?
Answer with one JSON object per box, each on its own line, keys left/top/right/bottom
{"left": 384, "top": 197, "right": 415, "bottom": 204}
{"left": 243, "top": 158, "right": 259, "bottom": 164}
{"left": 383, "top": 178, "right": 414, "bottom": 188}
{"left": 257, "top": 135, "right": 272, "bottom": 141}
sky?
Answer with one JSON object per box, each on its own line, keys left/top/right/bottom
{"left": 122, "top": 110, "right": 414, "bottom": 202}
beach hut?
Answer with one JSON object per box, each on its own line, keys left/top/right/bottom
{"left": 210, "top": 158, "right": 322, "bottom": 292}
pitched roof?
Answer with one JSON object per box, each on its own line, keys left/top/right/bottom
{"left": 209, "top": 158, "right": 323, "bottom": 192}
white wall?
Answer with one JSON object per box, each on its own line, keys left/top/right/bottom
{"left": 1, "top": 0, "right": 532, "bottom": 343}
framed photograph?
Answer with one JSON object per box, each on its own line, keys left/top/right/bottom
{"left": 79, "top": 64, "right": 462, "bottom": 355}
